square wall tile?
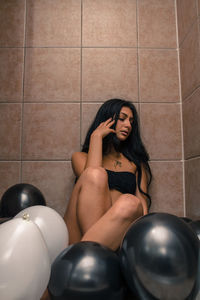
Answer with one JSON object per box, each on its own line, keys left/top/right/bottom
{"left": 0, "top": 0, "right": 25, "bottom": 47}
{"left": 0, "top": 48, "right": 24, "bottom": 102}
{"left": 22, "top": 103, "right": 80, "bottom": 160}
{"left": 180, "top": 21, "right": 200, "bottom": 100}
{"left": 22, "top": 161, "right": 75, "bottom": 216}
{"left": 176, "top": 0, "right": 197, "bottom": 45}
{"left": 183, "top": 88, "right": 200, "bottom": 159}
{"left": 81, "top": 103, "right": 102, "bottom": 144}
{"left": 138, "top": 0, "right": 177, "bottom": 48}
{"left": 0, "top": 104, "right": 21, "bottom": 160}
{"left": 185, "top": 158, "right": 200, "bottom": 220}
{"left": 139, "top": 49, "right": 180, "bottom": 102}
{"left": 149, "top": 161, "right": 184, "bottom": 216}
{"left": 26, "top": 0, "right": 81, "bottom": 47}
{"left": 24, "top": 48, "right": 81, "bottom": 102}
{"left": 140, "top": 103, "right": 182, "bottom": 160}
{"left": 83, "top": 0, "right": 137, "bottom": 47}
{"left": 0, "top": 162, "right": 21, "bottom": 200}
{"left": 82, "top": 48, "right": 138, "bottom": 101}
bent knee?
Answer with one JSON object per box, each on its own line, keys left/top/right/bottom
{"left": 113, "top": 194, "right": 143, "bottom": 221}
{"left": 80, "top": 167, "right": 108, "bottom": 188}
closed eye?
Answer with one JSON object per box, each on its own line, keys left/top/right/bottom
{"left": 118, "top": 117, "right": 134, "bottom": 124}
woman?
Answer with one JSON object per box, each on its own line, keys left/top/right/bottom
{"left": 64, "top": 99, "right": 152, "bottom": 251}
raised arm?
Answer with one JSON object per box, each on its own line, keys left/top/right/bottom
{"left": 85, "top": 118, "right": 115, "bottom": 168}
{"left": 72, "top": 118, "right": 115, "bottom": 178}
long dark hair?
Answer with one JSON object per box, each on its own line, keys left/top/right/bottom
{"left": 82, "top": 99, "right": 152, "bottom": 209}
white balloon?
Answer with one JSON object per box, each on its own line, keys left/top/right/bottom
{"left": 0, "top": 217, "right": 51, "bottom": 300}
{"left": 15, "top": 206, "right": 69, "bottom": 264}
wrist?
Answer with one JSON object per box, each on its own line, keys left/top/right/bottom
{"left": 91, "top": 131, "right": 102, "bottom": 139}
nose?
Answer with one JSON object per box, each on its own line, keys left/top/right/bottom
{"left": 124, "top": 119, "right": 132, "bottom": 128}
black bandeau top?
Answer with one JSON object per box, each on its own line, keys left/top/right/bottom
{"left": 106, "top": 169, "right": 136, "bottom": 195}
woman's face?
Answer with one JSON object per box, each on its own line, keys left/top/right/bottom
{"left": 115, "top": 106, "right": 133, "bottom": 141}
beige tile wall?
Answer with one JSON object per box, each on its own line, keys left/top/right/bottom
{"left": 0, "top": 48, "right": 24, "bottom": 102}
{"left": 24, "top": 48, "right": 81, "bottom": 102}
{"left": 185, "top": 158, "right": 200, "bottom": 220}
{"left": 177, "top": 0, "right": 200, "bottom": 219}
{"left": 176, "top": 0, "right": 198, "bottom": 45}
{"left": 0, "top": 0, "right": 198, "bottom": 219}
{"left": 0, "top": 0, "right": 26, "bottom": 47}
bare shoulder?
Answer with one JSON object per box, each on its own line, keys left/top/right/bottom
{"left": 71, "top": 152, "right": 87, "bottom": 177}
{"left": 72, "top": 151, "right": 87, "bottom": 161}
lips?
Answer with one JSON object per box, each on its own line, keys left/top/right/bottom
{"left": 120, "top": 130, "right": 129, "bottom": 136}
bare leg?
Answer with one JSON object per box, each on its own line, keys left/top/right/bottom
{"left": 82, "top": 194, "right": 143, "bottom": 250}
{"left": 64, "top": 167, "right": 112, "bottom": 244}
{"left": 64, "top": 167, "right": 143, "bottom": 251}
{"left": 64, "top": 183, "right": 82, "bottom": 245}
{"left": 77, "top": 167, "right": 112, "bottom": 233}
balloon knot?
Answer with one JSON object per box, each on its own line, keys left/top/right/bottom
{"left": 22, "top": 213, "right": 30, "bottom": 221}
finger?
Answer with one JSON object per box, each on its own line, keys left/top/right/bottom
{"left": 104, "top": 118, "right": 113, "bottom": 125}
{"left": 97, "top": 122, "right": 105, "bottom": 128}
{"left": 107, "top": 119, "right": 115, "bottom": 127}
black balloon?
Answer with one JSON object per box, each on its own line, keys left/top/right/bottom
{"left": 180, "top": 217, "right": 193, "bottom": 223}
{"left": 120, "top": 213, "right": 199, "bottom": 300}
{"left": 189, "top": 220, "right": 200, "bottom": 241}
{"left": 48, "top": 241, "right": 124, "bottom": 300}
{"left": 0, "top": 183, "right": 46, "bottom": 217}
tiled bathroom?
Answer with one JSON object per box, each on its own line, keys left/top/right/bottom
{"left": 0, "top": 0, "right": 200, "bottom": 220}
{"left": 0, "top": 1, "right": 200, "bottom": 299}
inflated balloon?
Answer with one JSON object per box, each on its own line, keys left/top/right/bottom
{"left": 0, "top": 183, "right": 46, "bottom": 217}
{"left": 180, "top": 216, "right": 193, "bottom": 223}
{"left": 0, "top": 216, "right": 51, "bottom": 300}
{"left": 0, "top": 217, "right": 11, "bottom": 224}
{"left": 189, "top": 248, "right": 200, "bottom": 300}
{"left": 48, "top": 241, "right": 124, "bottom": 300}
{"left": 15, "top": 205, "right": 69, "bottom": 264}
{"left": 184, "top": 220, "right": 200, "bottom": 299}
{"left": 189, "top": 220, "right": 200, "bottom": 240}
{"left": 120, "top": 213, "right": 199, "bottom": 300}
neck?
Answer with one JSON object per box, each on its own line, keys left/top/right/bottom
{"left": 108, "top": 145, "right": 121, "bottom": 158}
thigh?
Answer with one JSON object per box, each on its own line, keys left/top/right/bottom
{"left": 64, "top": 173, "right": 113, "bottom": 244}
{"left": 64, "top": 182, "right": 82, "bottom": 244}
{"left": 81, "top": 193, "right": 143, "bottom": 250}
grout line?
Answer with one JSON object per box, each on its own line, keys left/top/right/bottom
{"left": 136, "top": 0, "right": 141, "bottom": 117}
{"left": 2, "top": 157, "right": 199, "bottom": 162}
{"left": 16, "top": 160, "right": 72, "bottom": 162}
{"left": 2, "top": 101, "right": 85, "bottom": 104}
{"left": 185, "top": 155, "right": 200, "bottom": 161}
{"left": 149, "top": 159, "right": 184, "bottom": 163}
{"left": 20, "top": 0, "right": 28, "bottom": 183}
{"left": 0, "top": 46, "right": 25, "bottom": 48}
{"left": 0, "top": 100, "right": 184, "bottom": 104}
{"left": 180, "top": 98, "right": 186, "bottom": 217}
{"left": 0, "top": 160, "right": 72, "bottom": 162}
{"left": 175, "top": 0, "right": 186, "bottom": 217}
{"left": 80, "top": 0, "right": 83, "bottom": 151}
{"left": 0, "top": 46, "right": 179, "bottom": 50}
{"left": 2, "top": 158, "right": 194, "bottom": 162}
